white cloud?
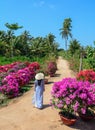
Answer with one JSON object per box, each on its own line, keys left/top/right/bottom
{"left": 33, "top": 1, "right": 55, "bottom": 10}
{"left": 33, "top": 1, "right": 45, "bottom": 7}
{"left": 48, "top": 4, "right": 55, "bottom": 9}
{"left": 39, "top": 1, "right": 45, "bottom": 6}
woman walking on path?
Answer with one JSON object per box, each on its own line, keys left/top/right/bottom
{"left": 33, "top": 73, "right": 45, "bottom": 109}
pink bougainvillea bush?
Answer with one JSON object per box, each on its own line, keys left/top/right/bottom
{"left": 0, "top": 62, "right": 29, "bottom": 87}
{"left": 0, "top": 74, "right": 19, "bottom": 97}
{"left": 76, "top": 69, "right": 95, "bottom": 83}
{"left": 0, "top": 61, "right": 23, "bottom": 73}
{"left": 0, "top": 61, "right": 38, "bottom": 74}
{"left": 28, "top": 62, "right": 40, "bottom": 71}
{"left": 16, "top": 68, "right": 32, "bottom": 87}
{"left": 51, "top": 78, "right": 95, "bottom": 114}
{"left": 0, "top": 68, "right": 33, "bottom": 97}
{"left": 0, "top": 61, "right": 40, "bottom": 98}
{"left": 47, "top": 61, "right": 57, "bottom": 77}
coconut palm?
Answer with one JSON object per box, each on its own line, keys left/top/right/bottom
{"left": 5, "top": 23, "right": 23, "bottom": 30}
{"left": 15, "top": 30, "right": 31, "bottom": 56}
{"left": 0, "top": 30, "right": 6, "bottom": 42}
{"left": 5, "top": 23, "right": 23, "bottom": 57}
{"left": 69, "top": 39, "right": 81, "bottom": 56}
{"left": 60, "top": 18, "right": 72, "bottom": 50}
{"left": 30, "top": 37, "right": 46, "bottom": 57}
{"left": 46, "top": 33, "right": 58, "bottom": 54}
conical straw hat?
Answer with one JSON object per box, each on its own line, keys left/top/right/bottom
{"left": 35, "top": 73, "right": 44, "bottom": 80}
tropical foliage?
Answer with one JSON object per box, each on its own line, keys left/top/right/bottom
{"left": 69, "top": 39, "right": 81, "bottom": 56}
{"left": 0, "top": 23, "right": 59, "bottom": 60}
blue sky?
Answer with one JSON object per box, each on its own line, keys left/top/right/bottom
{"left": 0, "top": 0, "right": 95, "bottom": 49}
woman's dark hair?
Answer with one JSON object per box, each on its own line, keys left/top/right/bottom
{"left": 38, "top": 79, "right": 42, "bottom": 86}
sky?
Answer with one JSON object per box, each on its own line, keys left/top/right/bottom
{"left": 0, "top": 0, "right": 95, "bottom": 49}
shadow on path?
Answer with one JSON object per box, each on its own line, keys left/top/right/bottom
{"left": 71, "top": 117, "right": 95, "bottom": 130}
{"left": 47, "top": 81, "right": 54, "bottom": 84}
{"left": 43, "top": 104, "right": 51, "bottom": 109}
{"left": 54, "top": 73, "right": 61, "bottom": 77}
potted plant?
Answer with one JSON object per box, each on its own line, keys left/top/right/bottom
{"left": 76, "top": 69, "right": 95, "bottom": 118}
{"left": 47, "top": 61, "right": 57, "bottom": 77}
{"left": 50, "top": 78, "right": 95, "bottom": 124}
{"left": 58, "top": 109, "right": 77, "bottom": 126}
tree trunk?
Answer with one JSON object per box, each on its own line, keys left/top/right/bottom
{"left": 79, "top": 53, "right": 83, "bottom": 72}
{"left": 65, "top": 38, "right": 67, "bottom": 50}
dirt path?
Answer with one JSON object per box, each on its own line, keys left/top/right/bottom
{"left": 0, "top": 57, "right": 95, "bottom": 130}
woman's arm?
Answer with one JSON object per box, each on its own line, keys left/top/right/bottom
{"left": 42, "top": 80, "right": 45, "bottom": 91}
{"left": 34, "top": 80, "right": 37, "bottom": 91}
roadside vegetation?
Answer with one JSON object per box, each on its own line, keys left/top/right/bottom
{"left": 59, "top": 18, "right": 95, "bottom": 72}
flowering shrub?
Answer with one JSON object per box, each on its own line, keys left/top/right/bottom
{"left": 0, "top": 62, "right": 28, "bottom": 87}
{"left": 28, "top": 62, "right": 40, "bottom": 79}
{"left": 0, "top": 61, "right": 41, "bottom": 99}
{"left": 16, "top": 67, "right": 35, "bottom": 86}
{"left": 0, "top": 74, "right": 19, "bottom": 97}
{"left": 51, "top": 78, "right": 95, "bottom": 114}
{"left": 77, "top": 69, "right": 95, "bottom": 83}
{"left": 47, "top": 61, "right": 57, "bottom": 77}
{"left": 28, "top": 62, "right": 40, "bottom": 71}
{"left": 0, "top": 72, "right": 9, "bottom": 86}
{"left": 0, "top": 62, "right": 22, "bottom": 73}
{"left": 0, "top": 62, "right": 39, "bottom": 98}
{"left": 0, "top": 68, "right": 32, "bottom": 97}
{"left": 0, "top": 64, "right": 12, "bottom": 73}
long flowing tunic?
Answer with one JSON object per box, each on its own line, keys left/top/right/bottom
{"left": 34, "top": 79, "right": 45, "bottom": 109}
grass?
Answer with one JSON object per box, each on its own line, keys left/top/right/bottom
{"left": 0, "top": 93, "right": 9, "bottom": 107}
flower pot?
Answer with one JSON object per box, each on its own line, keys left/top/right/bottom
{"left": 50, "top": 73, "right": 55, "bottom": 77}
{"left": 44, "top": 78, "right": 48, "bottom": 84}
{"left": 78, "top": 109, "right": 95, "bottom": 121}
{"left": 59, "top": 112, "right": 76, "bottom": 126}
{"left": 78, "top": 112, "right": 95, "bottom": 121}
{"left": 7, "top": 95, "right": 14, "bottom": 99}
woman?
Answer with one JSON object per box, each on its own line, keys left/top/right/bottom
{"left": 33, "top": 73, "right": 45, "bottom": 109}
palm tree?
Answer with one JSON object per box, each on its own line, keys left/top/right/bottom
{"left": 0, "top": 30, "right": 6, "bottom": 42}
{"left": 46, "top": 33, "right": 58, "bottom": 56}
{"left": 60, "top": 18, "right": 72, "bottom": 50}
{"left": 5, "top": 23, "right": 23, "bottom": 57}
{"left": 30, "top": 37, "right": 43, "bottom": 57}
{"left": 18, "top": 31, "right": 31, "bottom": 56}
{"left": 5, "top": 23, "right": 23, "bottom": 30}
{"left": 69, "top": 39, "right": 81, "bottom": 56}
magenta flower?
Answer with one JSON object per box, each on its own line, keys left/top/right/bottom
{"left": 73, "top": 101, "right": 79, "bottom": 112}
{"left": 51, "top": 78, "right": 95, "bottom": 114}
{"left": 0, "top": 61, "right": 40, "bottom": 98}
{"left": 0, "top": 74, "right": 19, "bottom": 97}
{"left": 81, "top": 108, "right": 86, "bottom": 114}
